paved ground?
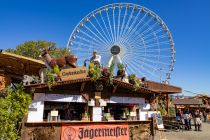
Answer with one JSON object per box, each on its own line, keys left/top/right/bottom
{"left": 154, "top": 122, "right": 210, "bottom": 140}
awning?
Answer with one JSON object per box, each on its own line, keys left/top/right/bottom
{"left": 0, "top": 51, "right": 45, "bottom": 80}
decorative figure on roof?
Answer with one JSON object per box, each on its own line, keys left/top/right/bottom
{"left": 41, "top": 47, "right": 77, "bottom": 68}
{"left": 90, "top": 50, "right": 101, "bottom": 67}
{"left": 40, "top": 47, "right": 77, "bottom": 79}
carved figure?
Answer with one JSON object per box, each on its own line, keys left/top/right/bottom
{"left": 40, "top": 47, "right": 77, "bottom": 69}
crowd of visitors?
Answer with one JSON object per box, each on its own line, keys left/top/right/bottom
{"left": 176, "top": 109, "right": 208, "bottom": 131}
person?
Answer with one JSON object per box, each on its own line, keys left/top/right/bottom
{"left": 200, "top": 111, "right": 203, "bottom": 121}
{"left": 176, "top": 111, "right": 181, "bottom": 122}
{"left": 90, "top": 50, "right": 101, "bottom": 67}
{"left": 188, "top": 112, "right": 192, "bottom": 130}
{"left": 203, "top": 110, "right": 207, "bottom": 122}
{"left": 194, "top": 110, "right": 202, "bottom": 131}
{"left": 183, "top": 110, "right": 189, "bottom": 130}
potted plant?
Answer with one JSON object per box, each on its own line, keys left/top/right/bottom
{"left": 102, "top": 63, "right": 114, "bottom": 85}
{"left": 128, "top": 74, "right": 136, "bottom": 84}
{"left": 88, "top": 62, "right": 101, "bottom": 81}
{"left": 102, "top": 67, "right": 111, "bottom": 77}
{"left": 117, "top": 63, "right": 125, "bottom": 77}
{"left": 128, "top": 74, "right": 142, "bottom": 91}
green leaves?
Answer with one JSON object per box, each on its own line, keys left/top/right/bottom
{"left": 5, "top": 40, "right": 70, "bottom": 59}
{"left": 46, "top": 69, "right": 55, "bottom": 90}
{"left": 128, "top": 74, "right": 142, "bottom": 91}
{"left": 88, "top": 62, "right": 101, "bottom": 82}
{"left": 0, "top": 85, "right": 31, "bottom": 140}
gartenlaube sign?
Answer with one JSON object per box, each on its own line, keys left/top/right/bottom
{"left": 60, "top": 67, "right": 87, "bottom": 81}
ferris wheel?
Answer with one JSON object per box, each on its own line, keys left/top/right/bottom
{"left": 67, "top": 3, "right": 175, "bottom": 82}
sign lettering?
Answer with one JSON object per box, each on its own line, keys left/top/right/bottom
{"left": 61, "top": 124, "right": 129, "bottom": 140}
{"left": 60, "top": 67, "right": 87, "bottom": 81}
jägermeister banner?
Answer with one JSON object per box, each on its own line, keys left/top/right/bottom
{"left": 61, "top": 124, "right": 129, "bottom": 140}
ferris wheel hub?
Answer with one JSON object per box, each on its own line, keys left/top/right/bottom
{"left": 110, "top": 45, "right": 120, "bottom": 55}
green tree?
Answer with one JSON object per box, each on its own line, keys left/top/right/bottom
{"left": 0, "top": 85, "right": 31, "bottom": 140}
{"left": 6, "top": 40, "right": 70, "bottom": 59}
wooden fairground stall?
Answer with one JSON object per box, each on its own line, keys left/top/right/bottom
{"left": 21, "top": 65, "right": 181, "bottom": 140}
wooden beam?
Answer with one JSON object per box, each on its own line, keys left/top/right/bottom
{"left": 80, "top": 82, "right": 86, "bottom": 92}
{"left": 112, "top": 85, "right": 118, "bottom": 94}
{"left": 81, "top": 93, "right": 89, "bottom": 102}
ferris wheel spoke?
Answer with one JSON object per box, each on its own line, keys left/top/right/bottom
{"left": 132, "top": 58, "right": 160, "bottom": 79}
{"left": 130, "top": 40, "right": 170, "bottom": 50}
{"left": 137, "top": 56, "right": 169, "bottom": 66}
{"left": 79, "top": 30, "right": 109, "bottom": 47}
{"left": 106, "top": 10, "right": 114, "bottom": 43}
{"left": 121, "top": 12, "right": 147, "bottom": 43}
{"left": 88, "top": 20, "right": 111, "bottom": 46}
{"left": 121, "top": 54, "right": 134, "bottom": 64}
{"left": 127, "top": 61, "right": 144, "bottom": 76}
{"left": 72, "top": 38, "right": 104, "bottom": 51}
{"left": 131, "top": 23, "right": 160, "bottom": 44}
{"left": 137, "top": 22, "right": 159, "bottom": 38}
{"left": 132, "top": 57, "right": 159, "bottom": 72}
{"left": 71, "top": 41, "right": 107, "bottom": 53}
{"left": 128, "top": 60, "right": 149, "bottom": 78}
{"left": 130, "top": 30, "right": 161, "bottom": 53}
{"left": 143, "top": 34, "right": 168, "bottom": 45}
{"left": 124, "top": 16, "right": 154, "bottom": 44}
{"left": 121, "top": 6, "right": 135, "bottom": 40}
{"left": 133, "top": 48, "right": 170, "bottom": 55}
{"left": 99, "top": 12, "right": 113, "bottom": 44}
{"left": 112, "top": 7, "right": 117, "bottom": 42}
{"left": 119, "top": 6, "right": 128, "bottom": 41}
{"left": 117, "top": 5, "right": 121, "bottom": 42}
{"left": 123, "top": 7, "right": 142, "bottom": 41}
{"left": 138, "top": 65, "right": 154, "bottom": 78}
{"left": 140, "top": 65, "right": 160, "bottom": 79}
{"left": 93, "top": 14, "right": 112, "bottom": 43}
{"left": 76, "top": 35, "right": 107, "bottom": 49}
{"left": 125, "top": 19, "right": 158, "bottom": 45}
{"left": 145, "top": 54, "right": 171, "bottom": 58}
{"left": 142, "top": 28, "right": 163, "bottom": 40}
{"left": 83, "top": 25, "right": 109, "bottom": 46}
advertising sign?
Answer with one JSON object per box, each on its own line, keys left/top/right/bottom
{"left": 60, "top": 67, "right": 87, "bottom": 81}
{"left": 61, "top": 124, "right": 129, "bottom": 140}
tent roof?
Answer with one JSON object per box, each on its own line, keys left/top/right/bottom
{"left": 0, "top": 51, "right": 45, "bottom": 80}
{"left": 172, "top": 98, "right": 203, "bottom": 105}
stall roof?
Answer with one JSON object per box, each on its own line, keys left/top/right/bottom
{"left": 24, "top": 77, "right": 182, "bottom": 95}
{"left": 172, "top": 98, "right": 203, "bottom": 105}
{"left": 0, "top": 51, "right": 45, "bottom": 80}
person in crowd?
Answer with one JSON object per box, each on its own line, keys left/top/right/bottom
{"left": 203, "top": 110, "right": 207, "bottom": 122}
{"left": 176, "top": 111, "right": 181, "bottom": 123}
{"left": 194, "top": 110, "right": 202, "bottom": 131}
{"left": 200, "top": 111, "right": 204, "bottom": 121}
{"left": 188, "top": 112, "right": 192, "bottom": 130}
{"left": 183, "top": 110, "right": 189, "bottom": 130}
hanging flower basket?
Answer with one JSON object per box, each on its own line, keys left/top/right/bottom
{"left": 128, "top": 74, "right": 136, "bottom": 84}
{"left": 102, "top": 68, "right": 111, "bottom": 77}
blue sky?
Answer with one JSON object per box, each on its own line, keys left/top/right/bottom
{"left": 0, "top": 0, "right": 210, "bottom": 96}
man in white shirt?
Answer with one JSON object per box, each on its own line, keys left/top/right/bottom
{"left": 90, "top": 50, "right": 101, "bottom": 67}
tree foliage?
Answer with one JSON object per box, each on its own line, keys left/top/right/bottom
{"left": 6, "top": 40, "right": 70, "bottom": 59}
{"left": 0, "top": 85, "right": 31, "bottom": 140}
